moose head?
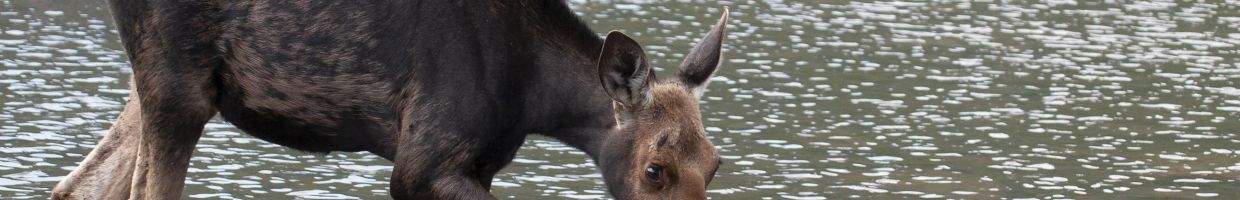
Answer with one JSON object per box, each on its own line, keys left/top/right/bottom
{"left": 594, "top": 9, "right": 729, "bottom": 200}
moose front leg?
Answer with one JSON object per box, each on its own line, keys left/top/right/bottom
{"left": 389, "top": 105, "right": 520, "bottom": 200}
{"left": 391, "top": 139, "right": 500, "bottom": 200}
{"left": 108, "top": 0, "right": 222, "bottom": 198}
{"left": 124, "top": 57, "right": 218, "bottom": 199}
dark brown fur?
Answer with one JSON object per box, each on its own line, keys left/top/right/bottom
{"left": 53, "top": 1, "right": 729, "bottom": 199}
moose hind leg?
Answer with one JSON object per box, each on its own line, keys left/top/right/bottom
{"left": 52, "top": 91, "right": 143, "bottom": 200}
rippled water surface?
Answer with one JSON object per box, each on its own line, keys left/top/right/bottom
{"left": 4, "top": 0, "right": 1240, "bottom": 199}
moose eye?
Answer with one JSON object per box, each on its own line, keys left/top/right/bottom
{"left": 645, "top": 164, "right": 665, "bottom": 183}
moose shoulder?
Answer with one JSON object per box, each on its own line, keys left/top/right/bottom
{"left": 52, "top": 1, "right": 729, "bottom": 199}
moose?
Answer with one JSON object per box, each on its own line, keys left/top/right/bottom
{"left": 53, "top": 0, "right": 728, "bottom": 199}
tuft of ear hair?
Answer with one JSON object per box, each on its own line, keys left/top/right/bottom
{"left": 597, "top": 31, "right": 655, "bottom": 107}
{"left": 675, "top": 7, "right": 729, "bottom": 99}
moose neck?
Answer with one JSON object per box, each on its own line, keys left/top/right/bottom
{"left": 512, "top": 1, "right": 620, "bottom": 161}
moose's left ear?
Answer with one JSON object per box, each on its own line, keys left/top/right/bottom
{"left": 675, "top": 7, "right": 729, "bottom": 98}
{"left": 598, "top": 31, "right": 655, "bottom": 108}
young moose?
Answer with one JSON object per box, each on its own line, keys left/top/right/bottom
{"left": 53, "top": 1, "right": 728, "bottom": 199}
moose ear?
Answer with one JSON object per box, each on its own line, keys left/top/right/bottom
{"left": 675, "top": 7, "right": 729, "bottom": 98}
{"left": 598, "top": 31, "right": 655, "bottom": 107}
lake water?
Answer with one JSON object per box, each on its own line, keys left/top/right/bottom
{"left": 3, "top": 0, "right": 1239, "bottom": 199}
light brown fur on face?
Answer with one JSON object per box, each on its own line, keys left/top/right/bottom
{"left": 612, "top": 83, "right": 721, "bottom": 199}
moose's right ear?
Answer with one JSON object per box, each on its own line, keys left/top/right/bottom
{"left": 597, "top": 31, "right": 654, "bottom": 107}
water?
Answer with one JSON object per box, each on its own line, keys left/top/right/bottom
{"left": 3, "top": 0, "right": 1239, "bottom": 199}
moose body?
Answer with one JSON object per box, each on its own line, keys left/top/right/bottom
{"left": 53, "top": 0, "right": 728, "bottom": 199}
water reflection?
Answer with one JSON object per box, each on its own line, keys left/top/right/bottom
{"left": 2, "top": 0, "right": 1238, "bottom": 199}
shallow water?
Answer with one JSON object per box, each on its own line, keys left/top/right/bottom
{"left": 3, "top": 0, "right": 1239, "bottom": 199}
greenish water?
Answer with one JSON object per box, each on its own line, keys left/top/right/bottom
{"left": 2, "top": 0, "right": 1239, "bottom": 199}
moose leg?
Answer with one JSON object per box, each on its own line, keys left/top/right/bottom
{"left": 52, "top": 89, "right": 143, "bottom": 200}
{"left": 390, "top": 106, "right": 505, "bottom": 199}
{"left": 470, "top": 133, "right": 525, "bottom": 190}
{"left": 124, "top": 63, "right": 217, "bottom": 199}
{"left": 123, "top": 45, "right": 219, "bottom": 199}
{"left": 390, "top": 131, "right": 499, "bottom": 200}
{"left": 390, "top": 138, "right": 522, "bottom": 199}
{"left": 87, "top": 0, "right": 222, "bottom": 198}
